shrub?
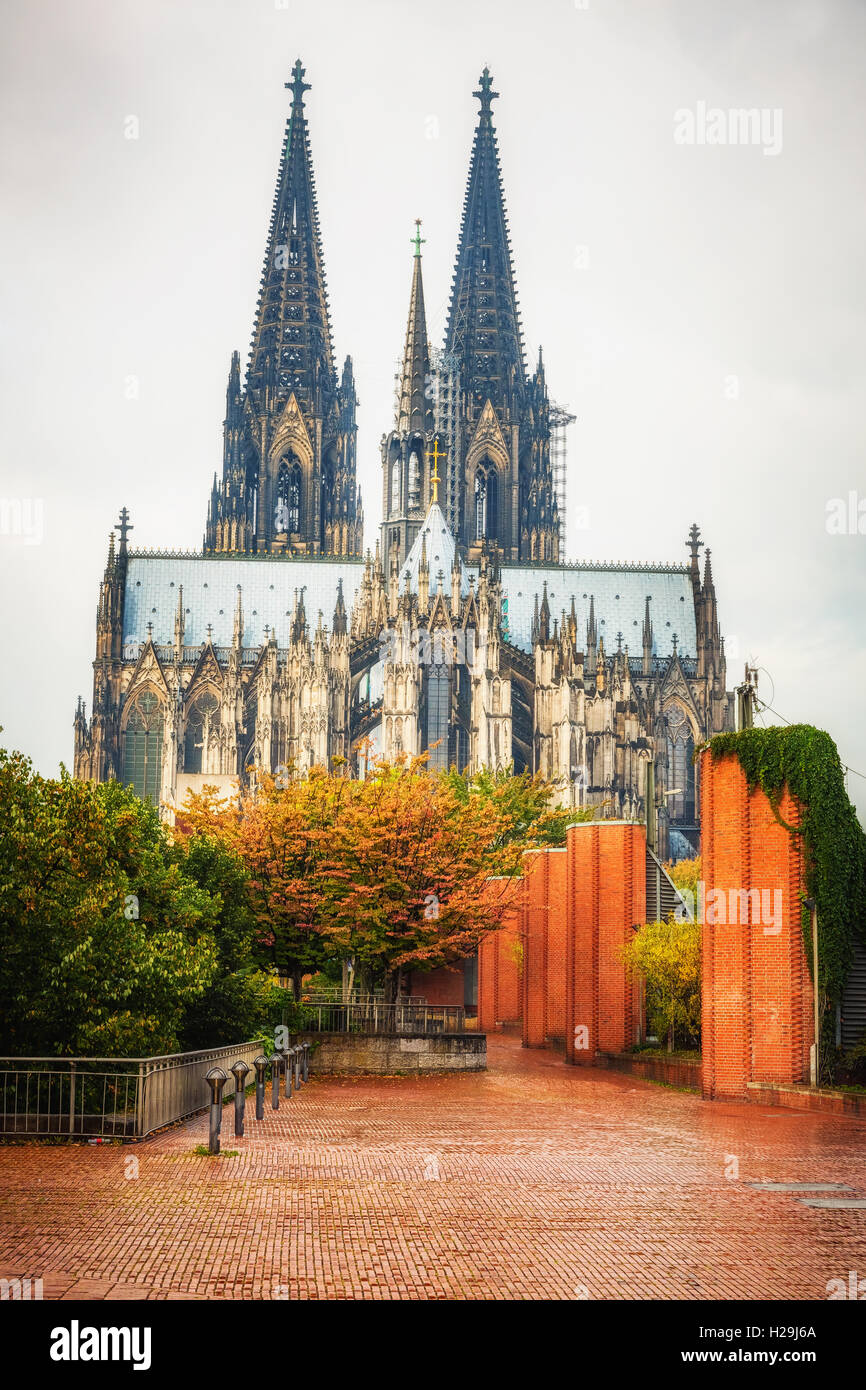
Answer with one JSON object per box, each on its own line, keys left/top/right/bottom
{"left": 623, "top": 915, "right": 701, "bottom": 1052}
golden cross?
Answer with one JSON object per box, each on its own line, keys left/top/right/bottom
{"left": 430, "top": 439, "right": 445, "bottom": 505}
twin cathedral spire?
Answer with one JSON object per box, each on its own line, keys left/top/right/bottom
{"left": 205, "top": 59, "right": 362, "bottom": 558}
{"left": 206, "top": 61, "right": 560, "bottom": 568}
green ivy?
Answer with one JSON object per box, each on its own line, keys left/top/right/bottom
{"left": 707, "top": 726, "right": 866, "bottom": 1004}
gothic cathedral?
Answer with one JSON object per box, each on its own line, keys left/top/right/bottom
{"left": 74, "top": 61, "right": 733, "bottom": 861}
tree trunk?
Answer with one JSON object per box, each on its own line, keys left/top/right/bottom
{"left": 292, "top": 969, "right": 302, "bottom": 1003}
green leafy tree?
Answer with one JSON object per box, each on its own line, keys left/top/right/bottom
{"left": 170, "top": 831, "right": 284, "bottom": 1048}
{"left": 444, "top": 764, "right": 588, "bottom": 851}
{"left": 0, "top": 744, "right": 218, "bottom": 1056}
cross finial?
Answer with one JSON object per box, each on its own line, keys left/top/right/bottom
{"left": 286, "top": 58, "right": 311, "bottom": 106}
{"left": 473, "top": 67, "right": 499, "bottom": 118}
{"left": 672, "top": 632, "right": 678, "bottom": 655}
{"left": 687, "top": 522, "right": 702, "bottom": 563}
{"left": 430, "top": 439, "right": 445, "bottom": 505}
{"left": 411, "top": 218, "right": 425, "bottom": 258}
{"left": 206, "top": 623, "right": 213, "bottom": 643}
{"left": 117, "top": 506, "right": 133, "bottom": 550}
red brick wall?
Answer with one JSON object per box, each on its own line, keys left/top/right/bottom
{"left": 522, "top": 851, "right": 546, "bottom": 1047}
{"left": 409, "top": 964, "right": 464, "bottom": 1007}
{"left": 546, "top": 850, "right": 568, "bottom": 1041}
{"left": 565, "top": 823, "right": 645, "bottom": 1064}
{"left": 700, "top": 750, "right": 812, "bottom": 1100}
{"left": 497, "top": 909, "right": 522, "bottom": 1024}
{"left": 506, "top": 827, "right": 645, "bottom": 1060}
{"left": 477, "top": 890, "right": 522, "bottom": 1032}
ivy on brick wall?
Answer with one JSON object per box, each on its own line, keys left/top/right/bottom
{"left": 706, "top": 725, "right": 866, "bottom": 1003}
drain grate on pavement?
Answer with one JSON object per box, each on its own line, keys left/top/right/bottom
{"left": 747, "top": 1182, "right": 855, "bottom": 1192}
{"left": 798, "top": 1198, "right": 866, "bottom": 1209}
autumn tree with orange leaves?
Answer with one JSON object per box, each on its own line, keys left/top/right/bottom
{"left": 317, "top": 755, "right": 525, "bottom": 1001}
{"left": 174, "top": 772, "right": 350, "bottom": 999}
{"left": 175, "top": 754, "right": 565, "bottom": 1002}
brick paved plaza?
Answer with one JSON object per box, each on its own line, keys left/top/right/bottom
{"left": 1, "top": 1035, "right": 864, "bottom": 1301}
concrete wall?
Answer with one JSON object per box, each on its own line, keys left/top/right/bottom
{"left": 303, "top": 1032, "right": 486, "bottom": 1075}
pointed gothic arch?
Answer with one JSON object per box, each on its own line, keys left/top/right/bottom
{"left": 121, "top": 687, "right": 164, "bottom": 804}
{"left": 408, "top": 437, "right": 423, "bottom": 511}
{"left": 663, "top": 703, "right": 696, "bottom": 826}
{"left": 473, "top": 462, "right": 499, "bottom": 542}
{"left": 183, "top": 688, "right": 221, "bottom": 774}
{"left": 275, "top": 456, "right": 303, "bottom": 534}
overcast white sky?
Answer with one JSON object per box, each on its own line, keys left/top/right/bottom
{"left": 1, "top": 0, "right": 864, "bottom": 820}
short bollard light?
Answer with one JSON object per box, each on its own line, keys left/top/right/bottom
{"left": 293, "top": 1045, "right": 303, "bottom": 1091}
{"left": 269, "top": 1053, "right": 281, "bottom": 1110}
{"left": 288, "top": 1046, "right": 301, "bottom": 1093}
{"left": 230, "top": 1060, "right": 250, "bottom": 1137}
{"left": 302, "top": 1041, "right": 311, "bottom": 1082}
{"left": 205, "top": 1067, "right": 228, "bottom": 1155}
{"left": 280, "top": 1046, "right": 292, "bottom": 1099}
{"left": 254, "top": 1055, "right": 268, "bottom": 1121}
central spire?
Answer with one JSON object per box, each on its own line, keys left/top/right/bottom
{"left": 396, "top": 225, "right": 433, "bottom": 438}
{"left": 473, "top": 66, "right": 499, "bottom": 121}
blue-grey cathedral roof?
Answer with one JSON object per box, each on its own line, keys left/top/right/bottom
{"left": 123, "top": 555, "right": 364, "bottom": 649}
{"left": 498, "top": 565, "right": 697, "bottom": 658}
{"left": 122, "top": 549, "right": 695, "bottom": 661}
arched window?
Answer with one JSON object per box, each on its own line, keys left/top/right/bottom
{"left": 275, "top": 458, "right": 302, "bottom": 534}
{"left": 122, "top": 689, "right": 164, "bottom": 804}
{"left": 474, "top": 472, "right": 486, "bottom": 540}
{"left": 474, "top": 465, "right": 498, "bottom": 541}
{"left": 391, "top": 456, "right": 401, "bottom": 516}
{"left": 275, "top": 462, "right": 290, "bottom": 533}
{"left": 426, "top": 665, "right": 450, "bottom": 770}
{"left": 184, "top": 690, "right": 220, "bottom": 774}
{"left": 664, "top": 705, "right": 695, "bottom": 824}
{"left": 408, "top": 448, "right": 421, "bottom": 510}
{"left": 320, "top": 460, "right": 334, "bottom": 547}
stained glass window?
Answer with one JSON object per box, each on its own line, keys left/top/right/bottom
{"left": 184, "top": 690, "right": 220, "bottom": 774}
{"left": 426, "top": 665, "right": 450, "bottom": 770}
{"left": 121, "top": 689, "right": 164, "bottom": 804}
{"left": 664, "top": 705, "right": 695, "bottom": 824}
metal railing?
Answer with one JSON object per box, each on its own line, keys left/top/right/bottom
{"left": 0, "top": 1042, "right": 262, "bottom": 1140}
{"left": 290, "top": 1002, "right": 465, "bottom": 1035}
{"left": 277, "top": 982, "right": 426, "bottom": 1005}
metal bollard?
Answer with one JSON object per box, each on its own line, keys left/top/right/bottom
{"left": 230, "top": 1060, "right": 250, "bottom": 1137}
{"left": 293, "top": 1045, "right": 302, "bottom": 1091}
{"left": 280, "top": 1046, "right": 292, "bottom": 1099}
{"left": 269, "top": 1053, "right": 281, "bottom": 1110}
{"left": 205, "top": 1067, "right": 227, "bottom": 1154}
{"left": 302, "top": 1041, "right": 310, "bottom": 1083}
{"left": 254, "top": 1054, "right": 268, "bottom": 1120}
